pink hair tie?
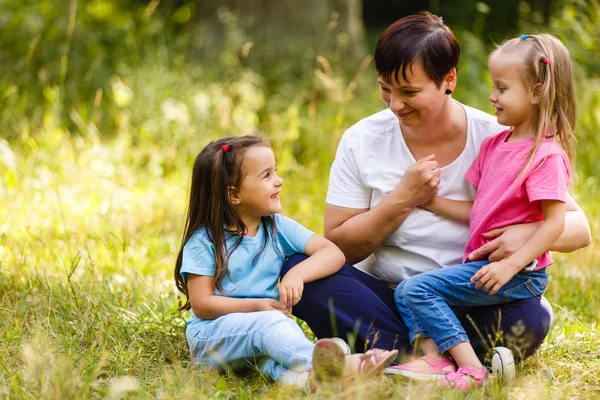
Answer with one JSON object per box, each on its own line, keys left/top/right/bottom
{"left": 221, "top": 144, "right": 230, "bottom": 152}
{"left": 542, "top": 58, "right": 550, "bottom": 65}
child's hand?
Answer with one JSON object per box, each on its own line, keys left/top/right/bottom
{"left": 256, "top": 298, "right": 290, "bottom": 314}
{"left": 470, "top": 260, "right": 521, "bottom": 295}
{"left": 279, "top": 272, "right": 304, "bottom": 307}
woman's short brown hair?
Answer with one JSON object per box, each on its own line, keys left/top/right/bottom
{"left": 375, "top": 12, "right": 460, "bottom": 87}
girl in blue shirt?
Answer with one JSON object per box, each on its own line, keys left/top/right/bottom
{"left": 174, "top": 135, "right": 397, "bottom": 389}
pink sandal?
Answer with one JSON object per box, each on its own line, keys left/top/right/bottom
{"left": 437, "top": 366, "right": 488, "bottom": 390}
{"left": 356, "top": 348, "right": 399, "bottom": 377}
{"left": 385, "top": 355, "right": 456, "bottom": 380}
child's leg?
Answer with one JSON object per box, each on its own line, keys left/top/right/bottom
{"left": 395, "top": 280, "right": 454, "bottom": 363}
{"left": 188, "top": 310, "right": 314, "bottom": 383}
{"left": 392, "top": 281, "right": 457, "bottom": 378}
{"left": 397, "top": 261, "right": 487, "bottom": 369}
{"left": 399, "top": 261, "right": 546, "bottom": 368}
{"left": 394, "top": 280, "right": 424, "bottom": 348}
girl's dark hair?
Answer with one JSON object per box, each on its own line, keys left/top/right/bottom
{"left": 375, "top": 12, "right": 460, "bottom": 87}
{"left": 174, "top": 135, "right": 275, "bottom": 311}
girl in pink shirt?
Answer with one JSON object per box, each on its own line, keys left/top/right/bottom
{"left": 390, "top": 34, "right": 577, "bottom": 389}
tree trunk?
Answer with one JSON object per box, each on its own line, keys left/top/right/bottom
{"left": 194, "top": 0, "right": 366, "bottom": 71}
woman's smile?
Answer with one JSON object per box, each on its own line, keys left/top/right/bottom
{"left": 397, "top": 110, "right": 416, "bottom": 119}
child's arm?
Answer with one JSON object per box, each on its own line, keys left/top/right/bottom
{"left": 279, "top": 234, "right": 345, "bottom": 307}
{"left": 471, "top": 199, "right": 565, "bottom": 295}
{"left": 420, "top": 196, "right": 473, "bottom": 226}
{"left": 187, "top": 274, "right": 289, "bottom": 320}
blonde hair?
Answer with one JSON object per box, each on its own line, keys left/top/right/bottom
{"left": 489, "top": 34, "right": 576, "bottom": 177}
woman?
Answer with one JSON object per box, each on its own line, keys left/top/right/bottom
{"left": 281, "top": 12, "right": 590, "bottom": 367}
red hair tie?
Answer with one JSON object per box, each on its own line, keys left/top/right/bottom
{"left": 542, "top": 57, "right": 550, "bottom": 65}
{"left": 221, "top": 144, "right": 229, "bottom": 152}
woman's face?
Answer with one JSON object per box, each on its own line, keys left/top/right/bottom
{"left": 378, "top": 63, "right": 454, "bottom": 130}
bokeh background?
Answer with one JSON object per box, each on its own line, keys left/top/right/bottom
{"left": 1, "top": 1, "right": 598, "bottom": 398}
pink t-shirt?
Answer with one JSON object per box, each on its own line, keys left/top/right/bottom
{"left": 464, "top": 130, "right": 571, "bottom": 269}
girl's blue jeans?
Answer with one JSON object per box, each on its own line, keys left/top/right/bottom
{"left": 186, "top": 310, "right": 314, "bottom": 385}
{"left": 394, "top": 260, "right": 548, "bottom": 354}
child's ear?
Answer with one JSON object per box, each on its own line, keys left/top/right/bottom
{"left": 228, "top": 186, "right": 241, "bottom": 205}
{"left": 531, "top": 83, "right": 543, "bottom": 104}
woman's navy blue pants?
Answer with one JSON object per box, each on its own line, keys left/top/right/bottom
{"left": 281, "top": 254, "right": 552, "bottom": 362}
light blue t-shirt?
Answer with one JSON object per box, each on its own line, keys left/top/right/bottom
{"left": 180, "top": 214, "right": 314, "bottom": 324}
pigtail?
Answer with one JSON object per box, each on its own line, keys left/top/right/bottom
{"left": 521, "top": 39, "right": 557, "bottom": 178}
{"left": 174, "top": 150, "right": 216, "bottom": 311}
{"left": 546, "top": 36, "right": 576, "bottom": 164}
{"left": 530, "top": 35, "right": 576, "bottom": 179}
{"left": 209, "top": 146, "right": 244, "bottom": 294}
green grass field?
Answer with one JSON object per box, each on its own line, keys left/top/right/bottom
{"left": 1, "top": 123, "right": 598, "bottom": 399}
{"left": 1, "top": 2, "right": 599, "bottom": 397}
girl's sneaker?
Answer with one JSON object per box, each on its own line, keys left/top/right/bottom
{"left": 437, "top": 366, "right": 488, "bottom": 390}
{"left": 384, "top": 355, "right": 456, "bottom": 381}
{"left": 491, "top": 346, "right": 516, "bottom": 382}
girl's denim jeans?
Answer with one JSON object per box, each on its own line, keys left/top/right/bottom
{"left": 186, "top": 310, "right": 314, "bottom": 385}
{"left": 394, "top": 260, "right": 548, "bottom": 354}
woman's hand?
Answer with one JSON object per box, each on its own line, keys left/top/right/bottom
{"left": 394, "top": 154, "right": 440, "bottom": 207}
{"left": 255, "top": 298, "right": 291, "bottom": 315}
{"left": 279, "top": 271, "right": 304, "bottom": 307}
{"left": 467, "top": 223, "right": 539, "bottom": 262}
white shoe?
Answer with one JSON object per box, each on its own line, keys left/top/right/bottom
{"left": 491, "top": 346, "right": 516, "bottom": 382}
{"left": 329, "top": 337, "right": 351, "bottom": 355}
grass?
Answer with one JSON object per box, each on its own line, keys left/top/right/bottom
{"left": 0, "top": 121, "right": 599, "bottom": 400}
{"left": 1, "top": 2, "right": 599, "bottom": 396}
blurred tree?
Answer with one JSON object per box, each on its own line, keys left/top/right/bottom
{"left": 0, "top": 0, "right": 195, "bottom": 140}
{"left": 193, "top": 0, "right": 366, "bottom": 79}
{"left": 362, "top": 0, "right": 557, "bottom": 43}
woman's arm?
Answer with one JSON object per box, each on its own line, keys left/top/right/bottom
{"left": 324, "top": 198, "right": 413, "bottom": 265}
{"left": 420, "top": 196, "right": 473, "bottom": 226}
{"left": 467, "top": 193, "right": 591, "bottom": 261}
{"left": 325, "top": 155, "right": 440, "bottom": 264}
{"left": 278, "top": 234, "right": 345, "bottom": 306}
{"left": 549, "top": 194, "right": 592, "bottom": 252}
{"left": 187, "top": 275, "right": 288, "bottom": 319}
{"left": 500, "top": 200, "right": 565, "bottom": 269}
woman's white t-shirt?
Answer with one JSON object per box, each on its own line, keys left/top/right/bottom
{"left": 326, "top": 103, "right": 504, "bottom": 288}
